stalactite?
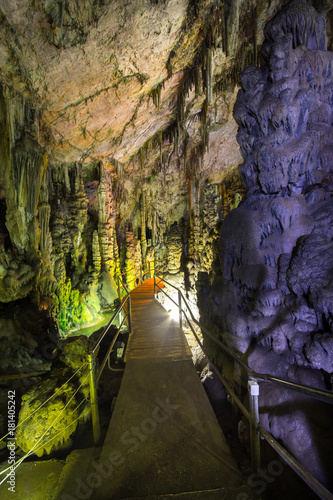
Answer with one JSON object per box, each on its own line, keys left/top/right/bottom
{"left": 140, "top": 192, "right": 147, "bottom": 263}
{"left": 175, "top": 122, "right": 180, "bottom": 157}
{"left": 149, "top": 81, "right": 165, "bottom": 110}
{"left": 131, "top": 2, "right": 231, "bottom": 189}
{"left": 159, "top": 132, "right": 163, "bottom": 169}
{"left": 194, "top": 62, "right": 202, "bottom": 95}
{"left": 183, "top": 133, "right": 188, "bottom": 173}
{"left": 206, "top": 48, "right": 213, "bottom": 104}
{"left": 139, "top": 148, "right": 144, "bottom": 180}
{"left": 38, "top": 203, "right": 51, "bottom": 257}
{"left": 224, "top": 4, "right": 229, "bottom": 58}
{"left": 152, "top": 210, "right": 157, "bottom": 247}
{"left": 113, "top": 159, "right": 124, "bottom": 202}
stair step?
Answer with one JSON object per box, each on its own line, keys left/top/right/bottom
{"left": 52, "top": 447, "right": 102, "bottom": 500}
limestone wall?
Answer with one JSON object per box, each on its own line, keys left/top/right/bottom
{"left": 198, "top": 0, "right": 333, "bottom": 488}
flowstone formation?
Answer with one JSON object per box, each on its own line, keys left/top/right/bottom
{"left": 199, "top": 0, "right": 333, "bottom": 488}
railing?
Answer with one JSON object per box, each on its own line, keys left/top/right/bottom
{"left": 88, "top": 292, "right": 132, "bottom": 444}
{"left": 117, "top": 257, "right": 167, "bottom": 298}
{"left": 89, "top": 257, "right": 167, "bottom": 443}
{"left": 186, "top": 252, "right": 198, "bottom": 262}
{"left": 153, "top": 274, "right": 333, "bottom": 500}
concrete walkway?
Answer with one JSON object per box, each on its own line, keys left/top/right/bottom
{"left": 94, "top": 279, "right": 248, "bottom": 499}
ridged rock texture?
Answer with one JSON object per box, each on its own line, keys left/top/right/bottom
{"left": 198, "top": 0, "right": 333, "bottom": 489}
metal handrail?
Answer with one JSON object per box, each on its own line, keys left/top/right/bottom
{"left": 157, "top": 277, "right": 333, "bottom": 404}
{"left": 117, "top": 257, "right": 167, "bottom": 298}
{"left": 88, "top": 279, "right": 132, "bottom": 445}
{"left": 154, "top": 273, "right": 333, "bottom": 500}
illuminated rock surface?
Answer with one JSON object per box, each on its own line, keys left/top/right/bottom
{"left": 0, "top": 0, "right": 332, "bottom": 495}
{"left": 199, "top": 0, "right": 333, "bottom": 489}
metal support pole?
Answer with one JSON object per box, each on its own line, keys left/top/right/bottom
{"left": 178, "top": 290, "right": 182, "bottom": 331}
{"left": 127, "top": 294, "right": 132, "bottom": 333}
{"left": 88, "top": 352, "right": 100, "bottom": 446}
{"left": 248, "top": 380, "right": 261, "bottom": 475}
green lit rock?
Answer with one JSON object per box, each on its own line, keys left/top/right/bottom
{"left": 16, "top": 336, "right": 92, "bottom": 457}
{"left": 58, "top": 335, "right": 93, "bottom": 403}
{"left": 16, "top": 376, "right": 79, "bottom": 457}
{"left": 52, "top": 276, "right": 103, "bottom": 335}
{"left": 0, "top": 256, "right": 35, "bottom": 302}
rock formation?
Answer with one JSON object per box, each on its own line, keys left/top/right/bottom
{"left": 16, "top": 336, "right": 92, "bottom": 457}
{"left": 199, "top": 0, "right": 333, "bottom": 488}
{"left": 0, "top": 0, "right": 332, "bottom": 486}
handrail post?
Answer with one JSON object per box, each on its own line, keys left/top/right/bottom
{"left": 248, "top": 380, "right": 261, "bottom": 476}
{"left": 178, "top": 290, "right": 182, "bottom": 331}
{"left": 149, "top": 261, "right": 151, "bottom": 279}
{"left": 88, "top": 351, "right": 100, "bottom": 446}
{"left": 140, "top": 265, "right": 142, "bottom": 284}
{"left": 153, "top": 274, "right": 156, "bottom": 298}
{"left": 127, "top": 294, "right": 132, "bottom": 333}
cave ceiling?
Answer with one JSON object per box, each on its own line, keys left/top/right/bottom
{"left": 0, "top": 0, "right": 284, "bottom": 173}
{"left": 0, "top": 0, "right": 332, "bottom": 196}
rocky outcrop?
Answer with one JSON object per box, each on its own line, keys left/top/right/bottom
{"left": 224, "top": 0, "right": 333, "bottom": 364}
{"left": 0, "top": 300, "right": 58, "bottom": 372}
{"left": 16, "top": 336, "right": 92, "bottom": 457}
{"left": 199, "top": 0, "right": 333, "bottom": 489}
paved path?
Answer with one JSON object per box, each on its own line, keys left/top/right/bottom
{"left": 94, "top": 279, "right": 245, "bottom": 499}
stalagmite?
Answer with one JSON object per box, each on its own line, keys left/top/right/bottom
{"left": 166, "top": 222, "right": 182, "bottom": 274}
{"left": 92, "top": 230, "right": 101, "bottom": 273}
{"left": 125, "top": 224, "right": 141, "bottom": 289}
{"left": 97, "top": 163, "right": 116, "bottom": 275}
